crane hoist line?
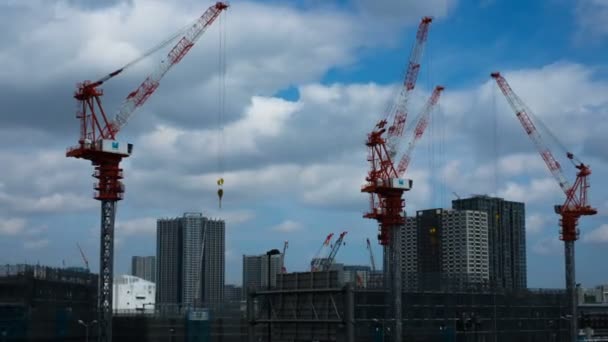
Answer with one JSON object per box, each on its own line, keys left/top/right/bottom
{"left": 65, "top": 3, "right": 229, "bottom": 342}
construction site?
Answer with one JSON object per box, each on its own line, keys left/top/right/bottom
{"left": 0, "top": 1, "right": 602, "bottom": 342}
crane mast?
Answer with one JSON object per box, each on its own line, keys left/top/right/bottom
{"left": 491, "top": 71, "right": 597, "bottom": 342}
{"left": 66, "top": 4, "right": 228, "bottom": 342}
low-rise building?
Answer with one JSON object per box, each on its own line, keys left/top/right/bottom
{"left": 113, "top": 275, "right": 155, "bottom": 312}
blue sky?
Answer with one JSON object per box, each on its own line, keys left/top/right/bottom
{"left": 0, "top": 0, "right": 606, "bottom": 289}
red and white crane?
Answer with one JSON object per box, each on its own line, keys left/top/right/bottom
{"left": 362, "top": 17, "right": 438, "bottom": 246}
{"left": 311, "top": 233, "right": 334, "bottom": 272}
{"left": 361, "top": 18, "right": 440, "bottom": 342}
{"left": 396, "top": 86, "right": 444, "bottom": 175}
{"left": 320, "top": 231, "right": 348, "bottom": 271}
{"left": 385, "top": 17, "right": 433, "bottom": 157}
{"left": 491, "top": 72, "right": 596, "bottom": 342}
{"left": 66, "top": 3, "right": 228, "bottom": 341}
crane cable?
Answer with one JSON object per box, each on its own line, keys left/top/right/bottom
{"left": 216, "top": 11, "right": 227, "bottom": 208}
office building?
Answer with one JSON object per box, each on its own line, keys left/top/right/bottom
{"left": 224, "top": 284, "right": 242, "bottom": 303}
{"left": 131, "top": 256, "right": 156, "bottom": 283}
{"left": 452, "top": 195, "right": 527, "bottom": 290}
{"left": 156, "top": 213, "right": 225, "bottom": 307}
{"left": 113, "top": 275, "right": 155, "bottom": 312}
{"left": 242, "top": 253, "right": 282, "bottom": 297}
{"left": 398, "top": 208, "right": 489, "bottom": 290}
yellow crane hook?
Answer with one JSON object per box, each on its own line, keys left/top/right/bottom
{"left": 217, "top": 178, "right": 224, "bottom": 209}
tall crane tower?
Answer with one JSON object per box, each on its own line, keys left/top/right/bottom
{"left": 361, "top": 15, "right": 445, "bottom": 342}
{"left": 66, "top": 3, "right": 228, "bottom": 341}
{"left": 491, "top": 72, "right": 596, "bottom": 342}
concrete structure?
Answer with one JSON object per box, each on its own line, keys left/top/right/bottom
{"left": 453, "top": 195, "right": 527, "bottom": 290}
{"left": 249, "top": 270, "right": 568, "bottom": 342}
{"left": 131, "top": 256, "right": 156, "bottom": 283}
{"left": 242, "top": 253, "right": 281, "bottom": 297}
{"left": 398, "top": 208, "right": 489, "bottom": 290}
{"left": 113, "top": 275, "right": 155, "bottom": 312}
{"left": 156, "top": 213, "right": 225, "bottom": 307}
{"left": 0, "top": 264, "right": 97, "bottom": 341}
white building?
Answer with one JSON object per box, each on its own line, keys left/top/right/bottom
{"left": 113, "top": 275, "right": 155, "bottom": 312}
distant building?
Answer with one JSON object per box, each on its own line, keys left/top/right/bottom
{"left": 0, "top": 264, "right": 96, "bottom": 341}
{"left": 341, "top": 265, "right": 372, "bottom": 288}
{"left": 156, "top": 213, "right": 225, "bottom": 307}
{"left": 579, "top": 285, "right": 608, "bottom": 304}
{"left": 113, "top": 275, "right": 155, "bottom": 312}
{"left": 131, "top": 256, "right": 156, "bottom": 283}
{"left": 242, "top": 253, "right": 282, "bottom": 297}
{"left": 224, "top": 284, "right": 242, "bottom": 303}
{"left": 452, "top": 195, "right": 527, "bottom": 290}
{"left": 398, "top": 208, "right": 489, "bottom": 290}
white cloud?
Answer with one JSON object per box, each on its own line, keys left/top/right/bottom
{"left": 575, "top": 0, "right": 608, "bottom": 42}
{"left": 136, "top": 96, "right": 301, "bottom": 163}
{"left": 23, "top": 238, "right": 50, "bottom": 249}
{"left": 0, "top": 218, "right": 26, "bottom": 236}
{"left": 0, "top": 192, "right": 96, "bottom": 213}
{"left": 583, "top": 224, "right": 608, "bottom": 243}
{"left": 206, "top": 209, "right": 255, "bottom": 225}
{"left": 116, "top": 217, "right": 157, "bottom": 236}
{"left": 532, "top": 236, "right": 563, "bottom": 256}
{"left": 498, "top": 178, "right": 563, "bottom": 204}
{"left": 25, "top": 225, "right": 48, "bottom": 237}
{"left": 271, "top": 220, "right": 303, "bottom": 233}
{"left": 526, "top": 213, "right": 547, "bottom": 235}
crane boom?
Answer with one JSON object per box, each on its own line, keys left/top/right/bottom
{"left": 311, "top": 233, "right": 334, "bottom": 271}
{"left": 385, "top": 17, "right": 433, "bottom": 155}
{"left": 366, "top": 238, "right": 376, "bottom": 272}
{"left": 77, "top": 243, "right": 90, "bottom": 271}
{"left": 101, "top": 2, "right": 229, "bottom": 138}
{"left": 321, "top": 231, "right": 348, "bottom": 271}
{"left": 491, "top": 70, "right": 597, "bottom": 342}
{"left": 280, "top": 241, "right": 288, "bottom": 273}
{"left": 490, "top": 72, "right": 570, "bottom": 193}
{"left": 396, "top": 85, "right": 444, "bottom": 176}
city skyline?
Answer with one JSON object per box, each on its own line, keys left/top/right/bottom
{"left": 0, "top": 0, "right": 606, "bottom": 290}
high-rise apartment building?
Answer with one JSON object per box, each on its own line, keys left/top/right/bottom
{"left": 398, "top": 208, "right": 489, "bottom": 290}
{"left": 156, "top": 213, "right": 225, "bottom": 307}
{"left": 131, "top": 256, "right": 156, "bottom": 283}
{"left": 242, "top": 253, "right": 281, "bottom": 298}
{"left": 452, "top": 195, "right": 527, "bottom": 290}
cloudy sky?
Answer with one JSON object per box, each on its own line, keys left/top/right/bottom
{"left": 0, "top": 0, "right": 607, "bottom": 288}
